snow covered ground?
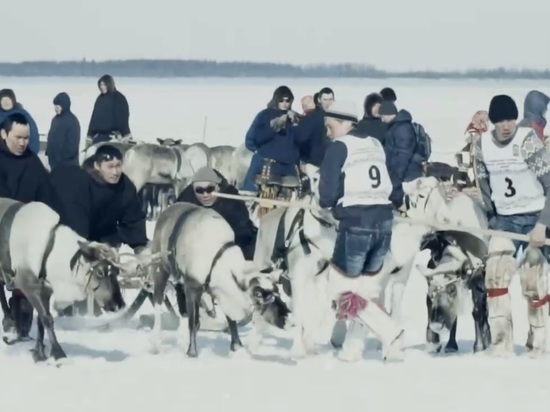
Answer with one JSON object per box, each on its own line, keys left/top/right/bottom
{"left": 1, "top": 77, "right": 550, "bottom": 411}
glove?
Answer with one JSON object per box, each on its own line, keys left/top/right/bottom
{"left": 269, "top": 115, "right": 287, "bottom": 132}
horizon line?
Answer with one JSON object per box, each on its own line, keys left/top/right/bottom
{"left": 0, "top": 58, "right": 548, "bottom": 74}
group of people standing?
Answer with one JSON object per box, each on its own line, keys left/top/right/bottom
{"left": 0, "top": 74, "right": 140, "bottom": 337}
{"left": 242, "top": 84, "right": 430, "bottom": 215}
{"left": 0, "top": 75, "right": 132, "bottom": 172}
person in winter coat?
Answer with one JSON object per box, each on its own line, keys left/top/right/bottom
{"left": 49, "top": 144, "right": 147, "bottom": 316}
{"left": 0, "top": 89, "right": 40, "bottom": 154}
{"left": 242, "top": 86, "right": 306, "bottom": 192}
{"left": 517, "top": 90, "right": 549, "bottom": 140}
{"left": 355, "top": 92, "right": 387, "bottom": 144}
{"left": 295, "top": 88, "right": 334, "bottom": 167}
{"left": 0, "top": 113, "right": 58, "bottom": 342}
{"left": 86, "top": 75, "right": 131, "bottom": 146}
{"left": 379, "top": 101, "right": 423, "bottom": 210}
{"left": 49, "top": 144, "right": 147, "bottom": 251}
{"left": 176, "top": 166, "right": 257, "bottom": 260}
{"left": 46, "top": 92, "right": 81, "bottom": 170}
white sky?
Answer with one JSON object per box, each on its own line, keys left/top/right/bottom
{"left": 5, "top": 0, "right": 550, "bottom": 71}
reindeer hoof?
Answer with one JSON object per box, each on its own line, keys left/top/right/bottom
{"left": 230, "top": 340, "right": 243, "bottom": 352}
{"left": 50, "top": 346, "right": 67, "bottom": 361}
{"left": 425, "top": 343, "right": 442, "bottom": 354}
{"left": 444, "top": 342, "right": 458, "bottom": 353}
{"left": 31, "top": 347, "right": 47, "bottom": 363}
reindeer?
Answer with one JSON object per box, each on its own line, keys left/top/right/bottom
{"left": 0, "top": 198, "right": 162, "bottom": 363}
{"left": 146, "top": 202, "right": 291, "bottom": 357}
{"left": 403, "top": 176, "right": 492, "bottom": 354}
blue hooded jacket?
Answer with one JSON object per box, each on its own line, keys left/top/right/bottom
{"left": 518, "top": 90, "right": 549, "bottom": 139}
{"left": 0, "top": 90, "right": 40, "bottom": 154}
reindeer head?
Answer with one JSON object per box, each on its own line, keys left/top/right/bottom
{"left": 157, "top": 138, "right": 183, "bottom": 147}
{"left": 74, "top": 242, "right": 168, "bottom": 312}
{"left": 302, "top": 164, "right": 320, "bottom": 199}
{"left": 416, "top": 243, "right": 472, "bottom": 334}
{"left": 247, "top": 267, "right": 292, "bottom": 330}
{"left": 402, "top": 176, "right": 454, "bottom": 224}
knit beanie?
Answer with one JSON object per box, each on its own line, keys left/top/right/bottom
{"left": 488, "top": 95, "right": 518, "bottom": 124}
{"left": 192, "top": 166, "right": 222, "bottom": 184}
{"left": 378, "top": 101, "right": 398, "bottom": 116}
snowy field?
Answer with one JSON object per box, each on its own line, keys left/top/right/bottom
{"left": 1, "top": 77, "right": 550, "bottom": 412}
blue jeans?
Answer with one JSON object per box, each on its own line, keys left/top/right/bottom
{"left": 492, "top": 213, "right": 550, "bottom": 259}
{"left": 331, "top": 219, "right": 393, "bottom": 277}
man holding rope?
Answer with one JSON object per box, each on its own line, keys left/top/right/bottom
{"left": 318, "top": 100, "right": 404, "bottom": 362}
{"left": 475, "top": 94, "right": 550, "bottom": 354}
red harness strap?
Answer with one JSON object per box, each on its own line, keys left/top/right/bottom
{"left": 336, "top": 292, "right": 367, "bottom": 320}
{"left": 531, "top": 295, "right": 550, "bottom": 309}
{"left": 487, "top": 288, "right": 508, "bottom": 298}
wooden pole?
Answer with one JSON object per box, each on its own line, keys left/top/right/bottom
{"left": 212, "top": 192, "right": 550, "bottom": 246}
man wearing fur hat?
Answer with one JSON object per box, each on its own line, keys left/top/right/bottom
{"left": 319, "top": 100, "right": 404, "bottom": 362}
{"left": 177, "top": 166, "right": 257, "bottom": 260}
{"left": 475, "top": 94, "right": 550, "bottom": 355}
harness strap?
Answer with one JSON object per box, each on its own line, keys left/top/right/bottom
{"left": 531, "top": 295, "right": 550, "bottom": 308}
{"left": 167, "top": 208, "right": 199, "bottom": 277}
{"left": 271, "top": 208, "right": 307, "bottom": 270}
{"left": 485, "top": 250, "right": 517, "bottom": 298}
{"left": 487, "top": 288, "right": 508, "bottom": 298}
{"left": 0, "top": 202, "right": 25, "bottom": 284}
{"left": 39, "top": 223, "right": 61, "bottom": 280}
{"left": 204, "top": 241, "right": 235, "bottom": 292}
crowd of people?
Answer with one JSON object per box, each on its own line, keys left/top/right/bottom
{"left": 0, "top": 73, "right": 549, "bottom": 354}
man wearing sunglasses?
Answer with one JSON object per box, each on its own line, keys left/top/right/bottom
{"left": 177, "top": 166, "right": 257, "bottom": 260}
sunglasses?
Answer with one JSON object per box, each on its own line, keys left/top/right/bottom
{"left": 194, "top": 185, "right": 216, "bottom": 195}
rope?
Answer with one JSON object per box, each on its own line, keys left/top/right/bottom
{"left": 213, "top": 192, "right": 550, "bottom": 246}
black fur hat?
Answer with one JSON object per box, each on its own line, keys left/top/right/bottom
{"left": 93, "top": 144, "right": 123, "bottom": 163}
{"left": 364, "top": 93, "right": 384, "bottom": 117}
{"left": 488, "top": 95, "right": 518, "bottom": 124}
{"left": 380, "top": 87, "right": 396, "bottom": 102}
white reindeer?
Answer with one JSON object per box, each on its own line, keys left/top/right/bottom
{"left": 254, "top": 166, "right": 420, "bottom": 361}
{"left": 146, "top": 202, "right": 291, "bottom": 357}
{"left": 0, "top": 198, "right": 161, "bottom": 363}
{"left": 404, "top": 176, "right": 492, "bottom": 353}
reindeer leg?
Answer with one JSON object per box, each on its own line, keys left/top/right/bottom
{"left": 174, "top": 282, "right": 187, "bottom": 316}
{"left": 425, "top": 294, "right": 442, "bottom": 353}
{"left": 444, "top": 319, "right": 458, "bottom": 353}
{"left": 0, "top": 286, "right": 16, "bottom": 343}
{"left": 470, "top": 273, "right": 491, "bottom": 353}
{"left": 226, "top": 316, "right": 243, "bottom": 351}
{"left": 150, "top": 267, "right": 170, "bottom": 353}
{"left": 23, "top": 286, "right": 66, "bottom": 361}
{"left": 185, "top": 281, "right": 201, "bottom": 358}
{"left": 31, "top": 316, "right": 46, "bottom": 362}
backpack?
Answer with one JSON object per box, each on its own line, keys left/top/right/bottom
{"left": 412, "top": 122, "right": 432, "bottom": 162}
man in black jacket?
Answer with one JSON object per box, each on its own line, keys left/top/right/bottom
{"left": 50, "top": 144, "right": 148, "bottom": 315}
{"left": 46, "top": 92, "right": 81, "bottom": 170}
{"left": 177, "top": 166, "right": 257, "bottom": 260}
{"left": 0, "top": 113, "right": 58, "bottom": 341}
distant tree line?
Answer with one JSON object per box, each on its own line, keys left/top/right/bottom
{"left": 0, "top": 59, "right": 549, "bottom": 79}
